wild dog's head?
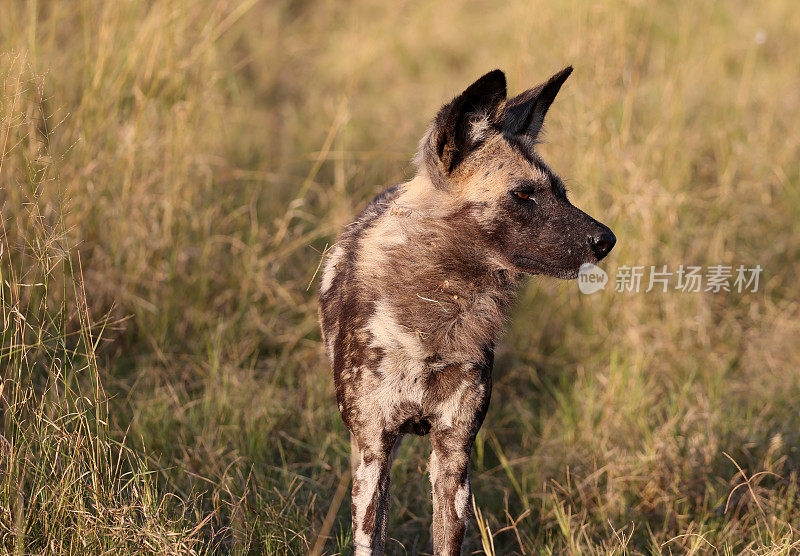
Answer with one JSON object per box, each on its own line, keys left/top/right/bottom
{"left": 416, "top": 68, "right": 615, "bottom": 279}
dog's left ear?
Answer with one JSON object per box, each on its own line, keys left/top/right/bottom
{"left": 504, "top": 66, "right": 572, "bottom": 142}
{"left": 434, "top": 69, "right": 507, "bottom": 173}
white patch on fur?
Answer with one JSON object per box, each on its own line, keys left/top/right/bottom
{"left": 353, "top": 456, "right": 381, "bottom": 548}
{"left": 357, "top": 215, "right": 408, "bottom": 275}
{"left": 429, "top": 450, "right": 440, "bottom": 490}
{"left": 436, "top": 380, "right": 471, "bottom": 428}
{"left": 454, "top": 478, "right": 470, "bottom": 520}
{"left": 364, "top": 300, "right": 430, "bottom": 422}
{"left": 320, "top": 245, "right": 344, "bottom": 294}
{"left": 469, "top": 114, "right": 491, "bottom": 143}
{"left": 324, "top": 321, "right": 339, "bottom": 362}
{"left": 368, "top": 301, "right": 428, "bottom": 363}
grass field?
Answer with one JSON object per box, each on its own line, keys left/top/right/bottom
{"left": 2, "top": 1, "right": 800, "bottom": 554}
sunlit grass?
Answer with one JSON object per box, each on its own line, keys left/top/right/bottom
{"left": 1, "top": 0, "right": 799, "bottom": 553}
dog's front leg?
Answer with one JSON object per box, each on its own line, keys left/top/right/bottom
{"left": 430, "top": 428, "right": 473, "bottom": 556}
{"left": 351, "top": 432, "right": 396, "bottom": 555}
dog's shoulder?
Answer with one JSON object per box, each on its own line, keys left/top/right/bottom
{"left": 318, "top": 185, "right": 405, "bottom": 362}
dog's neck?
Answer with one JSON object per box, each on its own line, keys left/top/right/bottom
{"left": 357, "top": 175, "right": 523, "bottom": 363}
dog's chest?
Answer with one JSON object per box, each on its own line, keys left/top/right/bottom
{"left": 355, "top": 348, "right": 490, "bottom": 435}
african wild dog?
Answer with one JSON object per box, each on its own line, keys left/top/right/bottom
{"left": 318, "top": 67, "right": 615, "bottom": 555}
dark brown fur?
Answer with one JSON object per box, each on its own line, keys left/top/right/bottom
{"left": 319, "top": 67, "right": 615, "bottom": 555}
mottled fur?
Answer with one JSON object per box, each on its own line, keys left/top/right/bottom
{"left": 319, "top": 67, "right": 615, "bottom": 555}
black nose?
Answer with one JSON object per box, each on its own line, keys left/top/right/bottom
{"left": 588, "top": 228, "right": 616, "bottom": 260}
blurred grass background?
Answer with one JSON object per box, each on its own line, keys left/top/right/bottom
{"left": 2, "top": 0, "right": 800, "bottom": 554}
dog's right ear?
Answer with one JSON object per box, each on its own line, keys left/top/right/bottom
{"left": 504, "top": 66, "right": 572, "bottom": 143}
{"left": 432, "top": 70, "right": 507, "bottom": 174}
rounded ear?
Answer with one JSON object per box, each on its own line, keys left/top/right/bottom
{"left": 504, "top": 66, "right": 572, "bottom": 141}
{"left": 433, "top": 69, "right": 507, "bottom": 173}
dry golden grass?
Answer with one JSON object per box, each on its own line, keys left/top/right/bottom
{"left": 2, "top": 1, "right": 800, "bottom": 554}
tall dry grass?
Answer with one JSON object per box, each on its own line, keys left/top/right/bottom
{"left": 1, "top": 0, "right": 800, "bottom": 554}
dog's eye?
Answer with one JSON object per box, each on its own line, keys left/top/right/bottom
{"left": 513, "top": 191, "right": 536, "bottom": 202}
